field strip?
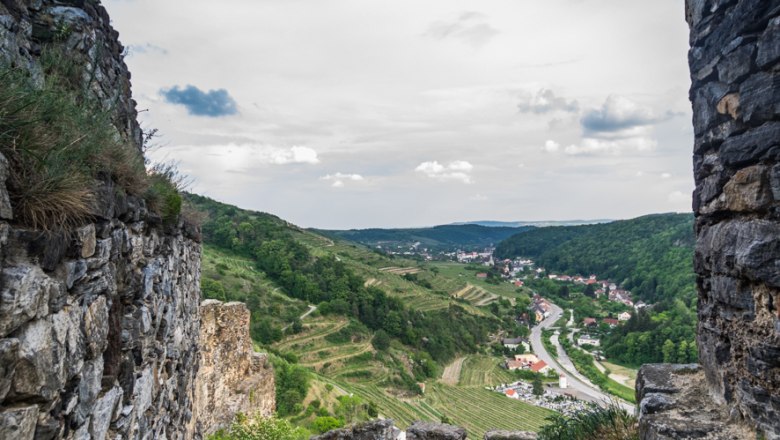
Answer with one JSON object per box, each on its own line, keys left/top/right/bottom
{"left": 440, "top": 356, "right": 466, "bottom": 385}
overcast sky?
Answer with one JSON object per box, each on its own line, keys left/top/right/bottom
{"left": 105, "top": 0, "right": 693, "bottom": 229}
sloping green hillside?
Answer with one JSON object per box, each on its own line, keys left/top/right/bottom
{"left": 495, "top": 213, "right": 695, "bottom": 304}
{"left": 496, "top": 213, "right": 697, "bottom": 366}
{"left": 319, "top": 224, "right": 532, "bottom": 251}
{"left": 188, "top": 194, "right": 551, "bottom": 436}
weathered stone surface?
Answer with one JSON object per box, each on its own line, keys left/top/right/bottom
{"left": 73, "top": 224, "right": 96, "bottom": 258}
{"left": 0, "top": 153, "right": 12, "bottom": 220}
{"left": 0, "top": 264, "right": 61, "bottom": 337}
{"left": 83, "top": 296, "right": 108, "bottom": 359}
{"left": 406, "top": 421, "right": 467, "bottom": 440}
{"left": 311, "top": 419, "right": 397, "bottom": 440}
{"left": 0, "top": 404, "right": 38, "bottom": 440}
{"left": 0, "top": 2, "right": 226, "bottom": 440}
{"left": 0, "top": 338, "right": 19, "bottom": 400}
{"left": 756, "top": 16, "right": 780, "bottom": 68}
{"left": 684, "top": 2, "right": 780, "bottom": 439}
{"left": 90, "top": 385, "right": 122, "bottom": 440}
{"left": 190, "top": 300, "right": 275, "bottom": 436}
{"left": 739, "top": 72, "right": 780, "bottom": 124}
{"left": 636, "top": 365, "right": 757, "bottom": 440}
{"left": 721, "top": 164, "right": 772, "bottom": 211}
{"left": 484, "top": 430, "right": 538, "bottom": 440}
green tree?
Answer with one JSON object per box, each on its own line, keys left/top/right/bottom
{"left": 687, "top": 340, "right": 698, "bottom": 363}
{"left": 372, "top": 330, "right": 391, "bottom": 351}
{"left": 662, "top": 339, "right": 676, "bottom": 363}
{"left": 677, "top": 340, "right": 689, "bottom": 364}
{"left": 532, "top": 376, "right": 544, "bottom": 396}
{"left": 313, "top": 416, "right": 344, "bottom": 434}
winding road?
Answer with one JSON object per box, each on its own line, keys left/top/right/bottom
{"left": 529, "top": 302, "right": 634, "bottom": 413}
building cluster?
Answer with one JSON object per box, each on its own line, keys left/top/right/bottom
{"left": 504, "top": 353, "right": 552, "bottom": 374}
{"left": 456, "top": 249, "right": 494, "bottom": 264}
{"left": 530, "top": 294, "right": 552, "bottom": 322}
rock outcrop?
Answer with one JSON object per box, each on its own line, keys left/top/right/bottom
{"left": 638, "top": 1, "right": 780, "bottom": 439}
{"left": 0, "top": 1, "right": 274, "bottom": 439}
{"left": 191, "top": 300, "right": 276, "bottom": 436}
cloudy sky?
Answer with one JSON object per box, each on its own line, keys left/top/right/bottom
{"left": 105, "top": 0, "right": 693, "bottom": 229}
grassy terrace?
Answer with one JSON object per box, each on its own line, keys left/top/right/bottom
{"left": 313, "top": 375, "right": 553, "bottom": 439}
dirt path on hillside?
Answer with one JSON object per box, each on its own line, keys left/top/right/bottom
{"left": 440, "top": 356, "right": 466, "bottom": 385}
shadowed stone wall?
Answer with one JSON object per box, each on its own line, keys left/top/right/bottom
{"left": 688, "top": 0, "right": 780, "bottom": 436}
{"left": 637, "top": 1, "right": 780, "bottom": 439}
{"left": 0, "top": 1, "right": 274, "bottom": 439}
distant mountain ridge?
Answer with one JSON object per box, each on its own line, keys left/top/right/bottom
{"left": 449, "top": 219, "right": 613, "bottom": 228}
{"left": 316, "top": 224, "right": 533, "bottom": 250}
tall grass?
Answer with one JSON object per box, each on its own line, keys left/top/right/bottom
{"left": 0, "top": 48, "right": 181, "bottom": 231}
{"left": 537, "top": 402, "right": 638, "bottom": 440}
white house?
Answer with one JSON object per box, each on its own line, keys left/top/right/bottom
{"left": 618, "top": 311, "right": 632, "bottom": 321}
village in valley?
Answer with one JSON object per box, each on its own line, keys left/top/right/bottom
{"left": 449, "top": 249, "right": 644, "bottom": 410}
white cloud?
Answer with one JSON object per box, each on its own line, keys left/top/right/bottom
{"left": 425, "top": 11, "right": 500, "bottom": 48}
{"left": 267, "top": 146, "right": 320, "bottom": 164}
{"left": 667, "top": 191, "right": 691, "bottom": 204}
{"left": 562, "top": 137, "right": 657, "bottom": 156}
{"left": 661, "top": 172, "right": 672, "bottom": 179}
{"left": 322, "top": 172, "right": 365, "bottom": 187}
{"left": 469, "top": 193, "right": 488, "bottom": 201}
{"left": 543, "top": 140, "right": 560, "bottom": 153}
{"left": 581, "top": 95, "right": 658, "bottom": 135}
{"left": 517, "top": 88, "right": 578, "bottom": 114}
{"left": 415, "top": 160, "right": 474, "bottom": 183}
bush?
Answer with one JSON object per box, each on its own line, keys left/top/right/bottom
{"left": 208, "top": 414, "right": 308, "bottom": 440}
{"left": 312, "top": 416, "right": 344, "bottom": 434}
{"left": 537, "top": 402, "right": 638, "bottom": 440}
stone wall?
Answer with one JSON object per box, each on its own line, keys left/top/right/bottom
{"left": 637, "top": 1, "right": 780, "bottom": 439}
{"left": 0, "top": 187, "right": 202, "bottom": 439}
{"left": 190, "top": 300, "right": 276, "bottom": 437}
{"left": 0, "top": 1, "right": 275, "bottom": 439}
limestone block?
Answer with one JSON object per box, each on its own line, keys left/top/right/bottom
{"left": 0, "top": 338, "right": 19, "bottom": 400}
{"left": 0, "top": 264, "right": 61, "bottom": 337}
{"left": 0, "top": 404, "right": 38, "bottom": 440}
{"left": 407, "top": 421, "right": 467, "bottom": 440}
{"left": 84, "top": 296, "right": 109, "bottom": 359}
{"left": 74, "top": 224, "right": 96, "bottom": 258}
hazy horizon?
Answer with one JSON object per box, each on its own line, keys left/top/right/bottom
{"left": 106, "top": 0, "right": 694, "bottom": 229}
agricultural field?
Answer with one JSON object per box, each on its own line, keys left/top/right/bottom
{"left": 601, "top": 361, "right": 638, "bottom": 389}
{"left": 428, "top": 262, "right": 532, "bottom": 300}
{"left": 311, "top": 375, "right": 553, "bottom": 439}
{"left": 457, "top": 355, "right": 517, "bottom": 387}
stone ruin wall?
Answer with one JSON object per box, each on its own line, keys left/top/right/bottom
{"left": 637, "top": 1, "right": 779, "bottom": 439}
{"left": 0, "top": 1, "right": 275, "bottom": 439}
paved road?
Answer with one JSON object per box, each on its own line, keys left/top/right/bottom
{"left": 529, "top": 302, "right": 634, "bottom": 413}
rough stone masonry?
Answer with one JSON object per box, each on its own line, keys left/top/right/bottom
{"left": 637, "top": 1, "right": 780, "bottom": 439}
{"left": 0, "top": 1, "right": 274, "bottom": 439}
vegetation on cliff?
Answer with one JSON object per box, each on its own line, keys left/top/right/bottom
{"left": 0, "top": 49, "right": 183, "bottom": 231}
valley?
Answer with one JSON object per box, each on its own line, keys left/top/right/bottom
{"left": 191, "top": 194, "right": 694, "bottom": 438}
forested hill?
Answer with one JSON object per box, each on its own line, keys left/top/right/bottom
{"left": 186, "top": 193, "right": 499, "bottom": 362}
{"left": 318, "top": 224, "right": 531, "bottom": 250}
{"left": 495, "top": 213, "right": 695, "bottom": 304}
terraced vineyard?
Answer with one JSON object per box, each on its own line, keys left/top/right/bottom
{"left": 457, "top": 356, "right": 516, "bottom": 387}
{"left": 452, "top": 284, "right": 499, "bottom": 306}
